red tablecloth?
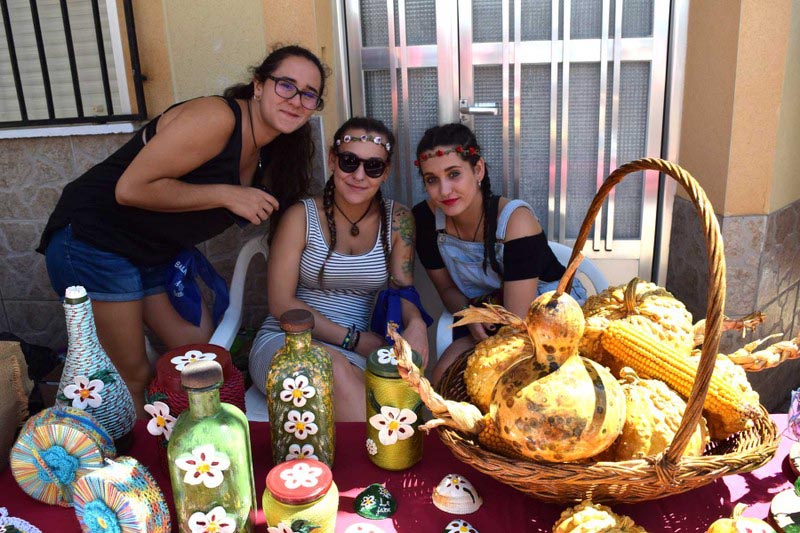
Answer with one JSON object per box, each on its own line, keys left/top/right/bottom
{"left": 1, "top": 416, "right": 794, "bottom": 532}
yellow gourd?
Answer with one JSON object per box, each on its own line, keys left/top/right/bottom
{"left": 597, "top": 368, "right": 708, "bottom": 461}
{"left": 553, "top": 500, "right": 648, "bottom": 533}
{"left": 706, "top": 503, "right": 776, "bottom": 533}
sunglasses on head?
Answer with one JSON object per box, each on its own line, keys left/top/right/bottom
{"left": 336, "top": 151, "right": 388, "bottom": 178}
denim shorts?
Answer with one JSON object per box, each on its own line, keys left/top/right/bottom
{"left": 45, "top": 225, "right": 168, "bottom": 302}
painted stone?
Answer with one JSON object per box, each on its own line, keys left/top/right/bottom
{"left": 354, "top": 483, "right": 396, "bottom": 520}
{"left": 443, "top": 519, "right": 479, "bottom": 533}
{"left": 432, "top": 474, "right": 482, "bottom": 514}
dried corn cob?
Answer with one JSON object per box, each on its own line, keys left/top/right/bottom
{"left": 600, "top": 321, "right": 760, "bottom": 439}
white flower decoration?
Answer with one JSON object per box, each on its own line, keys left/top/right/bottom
{"left": 368, "top": 406, "right": 417, "bottom": 446}
{"left": 376, "top": 348, "right": 397, "bottom": 366}
{"left": 365, "top": 438, "right": 378, "bottom": 456}
{"left": 283, "top": 410, "right": 318, "bottom": 440}
{"left": 188, "top": 506, "right": 236, "bottom": 533}
{"left": 445, "top": 520, "right": 478, "bottom": 533}
{"left": 279, "top": 461, "right": 323, "bottom": 490}
{"left": 175, "top": 444, "right": 230, "bottom": 488}
{"left": 63, "top": 375, "right": 104, "bottom": 409}
{"left": 345, "top": 524, "right": 386, "bottom": 533}
{"left": 267, "top": 523, "right": 294, "bottom": 533}
{"left": 285, "top": 443, "right": 318, "bottom": 461}
{"left": 170, "top": 350, "right": 217, "bottom": 371}
{"left": 144, "top": 401, "right": 176, "bottom": 440}
{"left": 279, "top": 375, "right": 316, "bottom": 407}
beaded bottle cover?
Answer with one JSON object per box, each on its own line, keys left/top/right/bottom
{"left": 10, "top": 406, "right": 116, "bottom": 507}
{"left": 55, "top": 288, "right": 136, "bottom": 442}
{"left": 73, "top": 456, "right": 172, "bottom": 533}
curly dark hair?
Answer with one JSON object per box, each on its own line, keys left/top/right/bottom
{"left": 224, "top": 45, "right": 329, "bottom": 241}
{"left": 416, "top": 123, "right": 500, "bottom": 275}
{"left": 319, "top": 117, "right": 396, "bottom": 286}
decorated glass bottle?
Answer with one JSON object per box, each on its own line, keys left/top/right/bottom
{"left": 167, "top": 360, "right": 256, "bottom": 532}
{"left": 365, "top": 346, "right": 424, "bottom": 470}
{"left": 55, "top": 286, "right": 136, "bottom": 449}
{"left": 266, "top": 309, "right": 335, "bottom": 467}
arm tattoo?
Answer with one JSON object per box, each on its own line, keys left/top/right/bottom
{"left": 392, "top": 206, "right": 415, "bottom": 247}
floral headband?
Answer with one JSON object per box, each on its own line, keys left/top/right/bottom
{"left": 335, "top": 134, "right": 392, "bottom": 153}
{"left": 414, "top": 146, "right": 480, "bottom": 167}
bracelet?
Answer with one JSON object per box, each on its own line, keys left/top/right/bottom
{"left": 352, "top": 330, "right": 362, "bottom": 350}
{"left": 341, "top": 324, "right": 358, "bottom": 351}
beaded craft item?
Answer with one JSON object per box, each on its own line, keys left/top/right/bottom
{"left": 73, "top": 456, "right": 172, "bottom": 533}
{"left": 56, "top": 287, "right": 136, "bottom": 442}
{"left": 10, "top": 406, "right": 116, "bottom": 507}
{"left": 0, "top": 507, "right": 43, "bottom": 533}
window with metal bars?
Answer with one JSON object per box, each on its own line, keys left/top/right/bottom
{"left": 0, "top": 0, "right": 145, "bottom": 128}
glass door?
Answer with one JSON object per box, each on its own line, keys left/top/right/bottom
{"left": 342, "top": 0, "right": 671, "bottom": 284}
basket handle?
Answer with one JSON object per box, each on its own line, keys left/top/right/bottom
{"left": 567, "top": 157, "right": 725, "bottom": 467}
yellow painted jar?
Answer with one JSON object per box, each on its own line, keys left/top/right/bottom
{"left": 262, "top": 459, "right": 338, "bottom": 532}
{"left": 365, "top": 346, "right": 424, "bottom": 470}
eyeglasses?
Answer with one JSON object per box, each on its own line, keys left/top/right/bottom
{"left": 266, "top": 75, "right": 324, "bottom": 110}
{"left": 336, "top": 151, "right": 388, "bottom": 178}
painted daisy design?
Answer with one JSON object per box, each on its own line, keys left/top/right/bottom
{"left": 63, "top": 375, "right": 104, "bottom": 409}
{"left": 285, "top": 443, "right": 318, "bottom": 461}
{"left": 175, "top": 444, "right": 230, "bottom": 488}
{"left": 445, "top": 519, "right": 479, "bottom": 533}
{"left": 266, "top": 523, "right": 293, "bottom": 533}
{"left": 144, "top": 401, "right": 176, "bottom": 440}
{"left": 365, "top": 438, "right": 378, "bottom": 456}
{"left": 368, "top": 406, "right": 417, "bottom": 446}
{"left": 283, "top": 410, "right": 319, "bottom": 440}
{"left": 376, "top": 348, "right": 397, "bottom": 366}
{"left": 170, "top": 349, "right": 217, "bottom": 371}
{"left": 279, "top": 375, "right": 316, "bottom": 407}
{"left": 361, "top": 495, "right": 376, "bottom": 507}
{"left": 188, "top": 506, "right": 236, "bottom": 533}
{"left": 279, "top": 461, "right": 323, "bottom": 490}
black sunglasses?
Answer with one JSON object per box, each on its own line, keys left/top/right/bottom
{"left": 336, "top": 151, "right": 388, "bottom": 178}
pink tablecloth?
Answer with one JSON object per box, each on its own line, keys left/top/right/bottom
{"left": 1, "top": 416, "right": 794, "bottom": 532}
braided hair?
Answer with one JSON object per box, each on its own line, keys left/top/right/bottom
{"left": 319, "top": 117, "right": 396, "bottom": 286}
{"left": 416, "top": 123, "right": 501, "bottom": 275}
{"left": 223, "top": 45, "right": 330, "bottom": 242}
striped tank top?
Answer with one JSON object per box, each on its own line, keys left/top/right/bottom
{"left": 256, "top": 197, "right": 393, "bottom": 337}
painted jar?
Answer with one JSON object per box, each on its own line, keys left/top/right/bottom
{"left": 55, "top": 286, "right": 136, "bottom": 450}
{"left": 266, "top": 309, "right": 335, "bottom": 467}
{"left": 262, "top": 458, "right": 338, "bottom": 532}
{"left": 167, "top": 361, "right": 256, "bottom": 532}
{"left": 365, "top": 346, "right": 424, "bottom": 470}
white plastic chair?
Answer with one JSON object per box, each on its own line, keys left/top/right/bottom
{"left": 433, "top": 241, "right": 609, "bottom": 360}
{"left": 209, "top": 235, "right": 269, "bottom": 349}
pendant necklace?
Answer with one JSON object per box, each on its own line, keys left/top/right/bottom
{"left": 246, "top": 98, "right": 263, "bottom": 172}
{"left": 453, "top": 209, "right": 484, "bottom": 242}
{"left": 334, "top": 199, "right": 372, "bottom": 236}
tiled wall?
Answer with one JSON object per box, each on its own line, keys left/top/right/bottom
{"left": 667, "top": 195, "right": 800, "bottom": 412}
{"left": 0, "top": 117, "right": 325, "bottom": 352}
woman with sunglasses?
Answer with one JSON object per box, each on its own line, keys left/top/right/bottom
{"left": 37, "top": 45, "right": 326, "bottom": 415}
{"left": 412, "top": 123, "right": 586, "bottom": 385}
{"left": 250, "top": 117, "right": 430, "bottom": 421}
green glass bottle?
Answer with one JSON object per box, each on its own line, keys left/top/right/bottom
{"left": 266, "top": 309, "right": 335, "bottom": 468}
{"left": 167, "top": 360, "right": 256, "bottom": 532}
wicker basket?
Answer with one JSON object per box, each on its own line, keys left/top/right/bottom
{"left": 428, "top": 158, "right": 780, "bottom": 504}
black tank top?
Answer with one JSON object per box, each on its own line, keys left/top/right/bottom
{"left": 37, "top": 97, "right": 250, "bottom": 267}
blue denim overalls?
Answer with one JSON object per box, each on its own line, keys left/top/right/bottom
{"left": 435, "top": 199, "right": 587, "bottom": 304}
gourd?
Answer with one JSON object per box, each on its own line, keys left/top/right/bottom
{"left": 600, "top": 321, "right": 760, "bottom": 439}
{"left": 706, "top": 503, "right": 776, "bottom": 533}
{"left": 553, "top": 500, "right": 647, "bottom": 533}
{"left": 597, "top": 368, "right": 708, "bottom": 461}
{"left": 581, "top": 279, "right": 695, "bottom": 373}
{"left": 464, "top": 325, "right": 533, "bottom": 413}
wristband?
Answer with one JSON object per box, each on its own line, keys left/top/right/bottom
{"left": 341, "top": 324, "right": 358, "bottom": 351}
{"left": 352, "top": 330, "right": 361, "bottom": 350}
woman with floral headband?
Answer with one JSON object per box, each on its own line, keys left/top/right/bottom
{"left": 412, "top": 123, "right": 585, "bottom": 384}
{"left": 250, "top": 117, "right": 430, "bottom": 421}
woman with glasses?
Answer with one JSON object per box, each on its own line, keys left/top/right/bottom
{"left": 249, "top": 117, "right": 430, "bottom": 421}
{"left": 37, "top": 45, "right": 327, "bottom": 416}
{"left": 412, "top": 123, "right": 586, "bottom": 385}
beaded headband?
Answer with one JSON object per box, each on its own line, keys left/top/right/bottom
{"left": 335, "top": 134, "right": 392, "bottom": 153}
{"left": 414, "top": 146, "right": 480, "bottom": 167}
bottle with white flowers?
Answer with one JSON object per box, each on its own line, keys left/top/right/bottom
{"left": 365, "top": 346, "right": 424, "bottom": 470}
{"left": 56, "top": 286, "right": 136, "bottom": 450}
{"left": 167, "top": 360, "right": 256, "bottom": 532}
{"left": 266, "top": 309, "right": 335, "bottom": 468}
